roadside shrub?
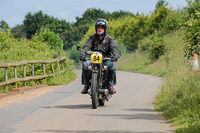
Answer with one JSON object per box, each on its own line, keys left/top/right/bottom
{"left": 150, "top": 42, "right": 167, "bottom": 60}
{"left": 115, "top": 39, "right": 127, "bottom": 56}
{"left": 67, "top": 45, "right": 81, "bottom": 63}
{"left": 184, "top": 10, "right": 200, "bottom": 57}
{"left": 0, "top": 31, "right": 55, "bottom": 62}
{"left": 186, "top": 0, "right": 200, "bottom": 16}
{"left": 0, "top": 31, "right": 75, "bottom": 92}
{"left": 162, "top": 8, "right": 187, "bottom": 33}
{"left": 138, "top": 36, "right": 153, "bottom": 52}
{"left": 117, "top": 15, "right": 150, "bottom": 51}
{"left": 184, "top": 0, "right": 200, "bottom": 58}
{"left": 138, "top": 31, "right": 167, "bottom": 60}
{"left": 34, "top": 28, "right": 64, "bottom": 57}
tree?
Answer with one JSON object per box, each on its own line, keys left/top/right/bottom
{"left": 156, "top": 0, "right": 168, "bottom": 9}
{"left": 72, "top": 8, "right": 109, "bottom": 44}
{"left": 0, "top": 20, "right": 10, "bottom": 32}
{"left": 184, "top": 0, "right": 200, "bottom": 57}
{"left": 61, "top": 25, "right": 86, "bottom": 50}
{"left": 74, "top": 8, "right": 108, "bottom": 26}
{"left": 149, "top": 0, "right": 169, "bottom": 33}
{"left": 118, "top": 15, "right": 150, "bottom": 51}
{"left": 186, "top": 0, "right": 200, "bottom": 17}
{"left": 23, "top": 10, "right": 69, "bottom": 39}
{"left": 110, "top": 10, "right": 134, "bottom": 19}
{"left": 11, "top": 24, "right": 27, "bottom": 38}
{"left": 34, "top": 28, "right": 64, "bottom": 57}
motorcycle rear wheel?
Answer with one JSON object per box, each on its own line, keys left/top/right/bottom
{"left": 91, "top": 72, "right": 98, "bottom": 109}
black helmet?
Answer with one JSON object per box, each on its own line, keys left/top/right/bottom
{"left": 95, "top": 19, "right": 109, "bottom": 33}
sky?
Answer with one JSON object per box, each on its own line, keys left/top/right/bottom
{"left": 0, "top": 0, "right": 188, "bottom": 28}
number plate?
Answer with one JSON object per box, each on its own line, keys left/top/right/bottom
{"left": 91, "top": 52, "right": 102, "bottom": 64}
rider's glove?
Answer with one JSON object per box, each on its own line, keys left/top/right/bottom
{"left": 79, "top": 52, "right": 86, "bottom": 61}
{"left": 111, "top": 56, "right": 119, "bottom": 61}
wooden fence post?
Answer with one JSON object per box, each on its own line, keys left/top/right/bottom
{"left": 57, "top": 62, "right": 60, "bottom": 71}
{"left": 23, "top": 65, "right": 26, "bottom": 86}
{"left": 62, "top": 60, "right": 65, "bottom": 70}
{"left": 32, "top": 64, "right": 34, "bottom": 76}
{"left": 14, "top": 66, "right": 17, "bottom": 88}
{"left": 5, "top": 68, "right": 8, "bottom": 91}
{"left": 51, "top": 63, "right": 54, "bottom": 74}
{"left": 31, "top": 64, "right": 34, "bottom": 86}
{"left": 42, "top": 64, "right": 46, "bottom": 83}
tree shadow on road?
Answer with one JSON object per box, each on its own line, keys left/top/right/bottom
{"left": 124, "top": 108, "right": 156, "bottom": 112}
{"left": 123, "top": 108, "right": 170, "bottom": 124}
{"left": 85, "top": 113, "right": 162, "bottom": 121}
{"left": 44, "top": 104, "right": 91, "bottom": 109}
{"left": 36, "top": 129, "right": 171, "bottom": 133}
{"left": 84, "top": 107, "right": 164, "bottom": 121}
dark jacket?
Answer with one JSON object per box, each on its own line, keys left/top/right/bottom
{"left": 82, "top": 33, "right": 119, "bottom": 58}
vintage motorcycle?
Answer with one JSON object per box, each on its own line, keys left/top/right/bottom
{"left": 77, "top": 46, "right": 115, "bottom": 109}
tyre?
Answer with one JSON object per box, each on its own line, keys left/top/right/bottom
{"left": 91, "top": 72, "right": 98, "bottom": 109}
{"left": 99, "top": 99, "right": 105, "bottom": 106}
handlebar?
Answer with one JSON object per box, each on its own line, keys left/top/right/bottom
{"left": 77, "top": 47, "right": 118, "bottom": 62}
{"left": 85, "top": 57, "right": 116, "bottom": 62}
{"left": 85, "top": 51, "right": 100, "bottom": 55}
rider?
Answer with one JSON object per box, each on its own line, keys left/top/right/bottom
{"left": 80, "top": 18, "right": 119, "bottom": 95}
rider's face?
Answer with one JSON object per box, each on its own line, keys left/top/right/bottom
{"left": 97, "top": 26, "right": 105, "bottom": 33}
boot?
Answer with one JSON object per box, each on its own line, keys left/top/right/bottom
{"left": 108, "top": 87, "right": 116, "bottom": 95}
{"left": 81, "top": 86, "right": 89, "bottom": 94}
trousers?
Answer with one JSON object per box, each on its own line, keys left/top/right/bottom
{"left": 81, "top": 60, "right": 116, "bottom": 87}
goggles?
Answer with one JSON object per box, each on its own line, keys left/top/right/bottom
{"left": 96, "top": 21, "right": 106, "bottom": 25}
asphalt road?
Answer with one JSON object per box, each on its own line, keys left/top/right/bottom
{"left": 0, "top": 70, "right": 174, "bottom": 133}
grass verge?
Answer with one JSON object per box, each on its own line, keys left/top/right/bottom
{"left": 116, "top": 29, "right": 200, "bottom": 132}
{"left": 47, "top": 68, "right": 77, "bottom": 85}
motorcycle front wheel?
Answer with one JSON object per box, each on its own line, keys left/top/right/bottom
{"left": 91, "top": 72, "right": 98, "bottom": 109}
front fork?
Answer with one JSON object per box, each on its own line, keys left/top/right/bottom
{"left": 88, "top": 64, "right": 108, "bottom": 95}
{"left": 92, "top": 64, "right": 102, "bottom": 89}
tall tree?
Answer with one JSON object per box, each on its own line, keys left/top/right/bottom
{"left": 11, "top": 24, "right": 26, "bottom": 38}
{"left": 111, "top": 10, "right": 134, "bottom": 19}
{"left": 23, "top": 10, "right": 69, "bottom": 39}
{"left": 0, "top": 20, "right": 10, "bottom": 32}
{"left": 74, "top": 8, "right": 108, "bottom": 26}
{"left": 156, "top": 0, "right": 168, "bottom": 9}
{"left": 186, "top": 0, "right": 200, "bottom": 16}
{"left": 61, "top": 25, "right": 87, "bottom": 50}
{"left": 149, "top": 0, "right": 169, "bottom": 33}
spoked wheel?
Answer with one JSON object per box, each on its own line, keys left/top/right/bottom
{"left": 91, "top": 72, "right": 98, "bottom": 109}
